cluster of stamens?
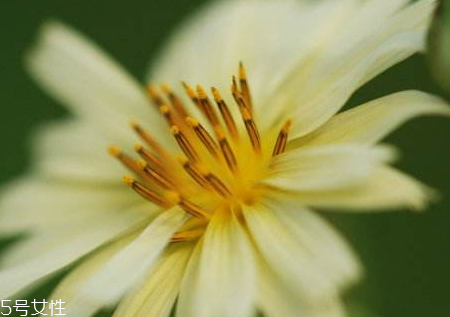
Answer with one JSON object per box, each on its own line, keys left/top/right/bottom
{"left": 109, "top": 63, "right": 291, "bottom": 242}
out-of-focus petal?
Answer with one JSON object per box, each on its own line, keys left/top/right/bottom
{"left": 276, "top": 166, "right": 435, "bottom": 212}
{"left": 43, "top": 235, "right": 136, "bottom": 315}
{"left": 32, "top": 120, "right": 128, "bottom": 183}
{"left": 267, "top": 144, "right": 396, "bottom": 191}
{"left": 290, "top": 91, "right": 450, "bottom": 148}
{"left": 0, "top": 177, "right": 141, "bottom": 236}
{"left": 273, "top": 0, "right": 437, "bottom": 137}
{"left": 244, "top": 203, "right": 346, "bottom": 302}
{"left": 25, "top": 21, "right": 171, "bottom": 147}
{"left": 0, "top": 203, "right": 154, "bottom": 299}
{"left": 64, "top": 207, "right": 187, "bottom": 317}
{"left": 258, "top": 260, "right": 346, "bottom": 317}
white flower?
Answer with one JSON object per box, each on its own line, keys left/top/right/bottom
{"left": 0, "top": 1, "right": 449, "bottom": 317}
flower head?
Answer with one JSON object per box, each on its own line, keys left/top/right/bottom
{"left": 1, "top": 1, "right": 449, "bottom": 317}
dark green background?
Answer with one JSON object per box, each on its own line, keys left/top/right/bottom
{"left": 1, "top": 1, "right": 449, "bottom": 317}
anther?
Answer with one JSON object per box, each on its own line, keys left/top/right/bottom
{"left": 146, "top": 85, "right": 165, "bottom": 107}
{"left": 159, "top": 105, "right": 175, "bottom": 126}
{"left": 137, "top": 159, "right": 175, "bottom": 189}
{"left": 171, "top": 125, "right": 200, "bottom": 163}
{"left": 161, "top": 84, "right": 189, "bottom": 118}
{"left": 123, "top": 175, "right": 171, "bottom": 207}
{"left": 204, "top": 173, "right": 232, "bottom": 197}
{"left": 130, "top": 121, "right": 171, "bottom": 161}
{"left": 178, "top": 198, "right": 209, "bottom": 219}
{"left": 182, "top": 82, "right": 201, "bottom": 109}
{"left": 216, "top": 129, "right": 238, "bottom": 173}
{"left": 240, "top": 107, "right": 261, "bottom": 153}
{"left": 196, "top": 85, "right": 221, "bottom": 129}
{"left": 177, "top": 156, "right": 210, "bottom": 189}
{"left": 211, "top": 87, "right": 239, "bottom": 140}
{"left": 186, "top": 117, "right": 219, "bottom": 158}
{"left": 239, "top": 62, "right": 252, "bottom": 113}
{"left": 109, "top": 146, "right": 141, "bottom": 174}
{"left": 231, "top": 75, "right": 239, "bottom": 98}
{"left": 134, "top": 143, "right": 166, "bottom": 172}
{"left": 272, "top": 119, "right": 292, "bottom": 156}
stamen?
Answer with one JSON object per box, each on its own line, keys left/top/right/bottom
{"left": 163, "top": 191, "right": 208, "bottom": 219}
{"left": 130, "top": 121, "right": 171, "bottom": 160}
{"left": 196, "top": 85, "right": 221, "bottom": 130}
{"left": 123, "top": 175, "right": 171, "bottom": 207}
{"left": 216, "top": 129, "right": 238, "bottom": 173}
{"left": 137, "top": 159, "right": 175, "bottom": 189}
{"left": 114, "top": 64, "right": 275, "bottom": 227}
{"left": 161, "top": 84, "right": 189, "bottom": 118}
{"left": 204, "top": 172, "right": 232, "bottom": 197}
{"left": 231, "top": 75, "right": 239, "bottom": 101}
{"left": 109, "top": 146, "right": 141, "bottom": 174}
{"left": 186, "top": 117, "right": 219, "bottom": 158}
{"left": 272, "top": 119, "right": 292, "bottom": 156}
{"left": 239, "top": 62, "right": 252, "bottom": 113}
{"left": 146, "top": 85, "right": 165, "bottom": 107}
{"left": 182, "top": 82, "right": 201, "bottom": 109}
{"left": 178, "top": 198, "right": 209, "bottom": 219}
{"left": 159, "top": 105, "right": 176, "bottom": 126}
{"left": 171, "top": 125, "right": 200, "bottom": 163}
{"left": 240, "top": 107, "right": 261, "bottom": 153}
{"left": 134, "top": 143, "right": 166, "bottom": 172}
{"left": 178, "top": 156, "right": 210, "bottom": 189}
{"left": 170, "top": 229, "right": 204, "bottom": 243}
{"left": 211, "top": 87, "right": 239, "bottom": 140}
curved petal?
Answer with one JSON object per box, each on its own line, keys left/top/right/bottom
{"left": 176, "top": 210, "right": 256, "bottom": 317}
{"left": 148, "top": 0, "right": 358, "bottom": 125}
{"left": 64, "top": 207, "right": 187, "bottom": 317}
{"left": 25, "top": 21, "right": 171, "bottom": 147}
{"left": 258, "top": 260, "right": 346, "bottom": 317}
{"left": 290, "top": 91, "right": 450, "bottom": 148}
{"left": 113, "top": 244, "right": 193, "bottom": 317}
{"left": 0, "top": 178, "right": 133, "bottom": 236}
{"left": 276, "top": 166, "right": 435, "bottom": 212}
{"left": 244, "top": 202, "right": 344, "bottom": 303}
{"left": 42, "top": 234, "right": 137, "bottom": 315}
{"left": 31, "top": 120, "right": 126, "bottom": 183}
{"left": 272, "top": 0, "right": 437, "bottom": 137}
{"left": 0, "top": 202, "right": 154, "bottom": 299}
{"left": 266, "top": 144, "right": 396, "bottom": 191}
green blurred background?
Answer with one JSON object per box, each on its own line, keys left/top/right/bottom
{"left": 0, "top": 1, "right": 449, "bottom": 317}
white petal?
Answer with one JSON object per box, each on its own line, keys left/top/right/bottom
{"left": 279, "top": 166, "right": 435, "bottom": 212}
{"left": 290, "top": 91, "right": 450, "bottom": 148}
{"left": 266, "top": 144, "right": 396, "bottom": 191}
{"left": 177, "top": 211, "right": 256, "bottom": 317}
{"left": 243, "top": 203, "right": 340, "bottom": 302}
{"left": 31, "top": 120, "right": 126, "bottom": 183}
{"left": 64, "top": 207, "right": 187, "bottom": 317}
{"left": 43, "top": 235, "right": 136, "bottom": 315}
{"left": 26, "top": 21, "right": 170, "bottom": 146}
{"left": 113, "top": 244, "right": 193, "bottom": 317}
{"left": 268, "top": 199, "right": 362, "bottom": 287}
{"left": 0, "top": 203, "right": 153, "bottom": 299}
{"left": 258, "top": 260, "right": 346, "bottom": 317}
{"left": 0, "top": 177, "right": 140, "bottom": 236}
{"left": 149, "top": 0, "right": 357, "bottom": 125}
{"left": 277, "top": 0, "right": 437, "bottom": 138}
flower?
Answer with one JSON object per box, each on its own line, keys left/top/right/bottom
{"left": 0, "top": 0, "right": 449, "bottom": 317}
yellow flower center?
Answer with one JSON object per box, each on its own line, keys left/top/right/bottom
{"left": 109, "top": 63, "right": 291, "bottom": 242}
